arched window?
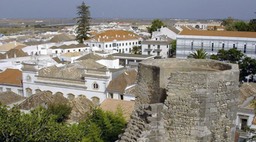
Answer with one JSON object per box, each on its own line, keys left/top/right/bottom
{"left": 26, "top": 88, "right": 32, "bottom": 97}
{"left": 67, "top": 93, "right": 75, "bottom": 100}
{"left": 26, "top": 75, "right": 31, "bottom": 82}
{"left": 93, "top": 82, "right": 99, "bottom": 89}
{"left": 91, "top": 96, "right": 100, "bottom": 105}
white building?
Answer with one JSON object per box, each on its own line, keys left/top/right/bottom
{"left": 21, "top": 56, "right": 124, "bottom": 104}
{"left": 174, "top": 21, "right": 221, "bottom": 30}
{"left": 141, "top": 39, "right": 171, "bottom": 59}
{"left": 152, "top": 27, "right": 179, "bottom": 40}
{"left": 176, "top": 30, "right": 256, "bottom": 59}
{"left": 85, "top": 30, "right": 142, "bottom": 54}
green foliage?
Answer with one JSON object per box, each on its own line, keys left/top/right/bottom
{"left": 76, "top": 2, "right": 91, "bottom": 43}
{"left": 189, "top": 48, "right": 207, "bottom": 59}
{"left": 169, "top": 40, "right": 176, "bottom": 57}
{"left": 210, "top": 48, "right": 244, "bottom": 63}
{"left": 47, "top": 103, "right": 72, "bottom": 123}
{"left": 238, "top": 57, "right": 256, "bottom": 81}
{"left": 249, "top": 19, "right": 256, "bottom": 32}
{"left": 147, "top": 19, "right": 165, "bottom": 34}
{"left": 131, "top": 46, "right": 141, "bottom": 54}
{"left": 222, "top": 17, "right": 256, "bottom": 32}
{"left": 0, "top": 104, "right": 126, "bottom": 142}
{"left": 209, "top": 48, "right": 256, "bottom": 81}
{"left": 82, "top": 108, "right": 126, "bottom": 142}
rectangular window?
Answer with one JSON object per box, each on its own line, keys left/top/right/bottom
{"left": 106, "top": 44, "right": 108, "bottom": 48}
{"left": 113, "top": 43, "right": 116, "bottom": 47}
{"left": 157, "top": 45, "right": 160, "bottom": 49}
{"left": 211, "top": 43, "right": 214, "bottom": 51}
{"left": 157, "top": 52, "right": 160, "bottom": 56}
{"left": 148, "top": 45, "right": 151, "bottom": 49}
{"left": 244, "top": 44, "right": 247, "bottom": 53}
{"left": 191, "top": 42, "right": 194, "bottom": 50}
{"left": 148, "top": 51, "right": 150, "bottom": 55}
{"left": 222, "top": 43, "right": 225, "bottom": 49}
{"left": 233, "top": 44, "right": 236, "bottom": 49}
{"left": 120, "top": 95, "right": 124, "bottom": 100}
{"left": 201, "top": 42, "right": 203, "bottom": 48}
{"left": 122, "top": 43, "right": 124, "bottom": 46}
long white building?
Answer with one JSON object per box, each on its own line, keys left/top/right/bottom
{"left": 176, "top": 30, "right": 256, "bottom": 58}
{"left": 85, "top": 30, "right": 142, "bottom": 54}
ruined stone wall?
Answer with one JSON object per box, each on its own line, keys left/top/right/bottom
{"left": 118, "top": 59, "right": 239, "bottom": 142}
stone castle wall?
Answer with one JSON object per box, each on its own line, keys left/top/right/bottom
{"left": 118, "top": 59, "right": 239, "bottom": 142}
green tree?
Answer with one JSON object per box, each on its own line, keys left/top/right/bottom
{"left": 131, "top": 46, "right": 141, "bottom": 54}
{"left": 189, "top": 48, "right": 207, "bottom": 59}
{"left": 249, "top": 19, "right": 256, "bottom": 32}
{"left": 233, "top": 21, "right": 249, "bottom": 31}
{"left": 169, "top": 40, "right": 176, "bottom": 58}
{"left": 147, "top": 19, "right": 165, "bottom": 34}
{"left": 239, "top": 57, "right": 256, "bottom": 81}
{"left": 47, "top": 103, "right": 72, "bottom": 123}
{"left": 221, "top": 17, "right": 234, "bottom": 26}
{"left": 76, "top": 2, "right": 91, "bottom": 43}
{"left": 210, "top": 48, "right": 244, "bottom": 63}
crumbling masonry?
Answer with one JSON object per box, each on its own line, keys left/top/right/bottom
{"left": 118, "top": 59, "right": 239, "bottom": 142}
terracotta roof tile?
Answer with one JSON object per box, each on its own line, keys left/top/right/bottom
{"left": 107, "top": 69, "right": 137, "bottom": 94}
{"left": 0, "top": 69, "right": 22, "bottom": 86}
{"left": 90, "top": 30, "right": 140, "bottom": 42}
{"left": 100, "top": 98, "right": 135, "bottom": 121}
{"left": 0, "top": 91, "right": 25, "bottom": 105}
{"left": 179, "top": 29, "right": 256, "bottom": 38}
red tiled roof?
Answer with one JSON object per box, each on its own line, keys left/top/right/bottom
{"left": 0, "top": 69, "right": 22, "bottom": 86}
{"left": 91, "top": 30, "right": 140, "bottom": 42}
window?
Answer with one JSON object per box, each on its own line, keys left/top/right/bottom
{"left": 167, "top": 45, "right": 169, "bottom": 48}
{"left": 132, "top": 42, "right": 134, "bottom": 45}
{"left": 109, "top": 44, "right": 112, "bottom": 47}
{"left": 26, "top": 75, "right": 31, "bottom": 82}
{"left": 122, "top": 43, "right": 124, "bottom": 46}
{"left": 233, "top": 44, "right": 236, "bottom": 49}
{"left": 191, "top": 42, "right": 193, "bottom": 50}
{"left": 55, "top": 50, "right": 58, "bottom": 54}
{"left": 222, "top": 43, "right": 225, "bottom": 49}
{"left": 126, "top": 48, "right": 128, "bottom": 51}
{"left": 129, "top": 42, "right": 131, "bottom": 45}
{"left": 211, "top": 43, "right": 214, "bottom": 51}
{"left": 244, "top": 44, "right": 247, "bottom": 53}
{"left": 148, "top": 45, "right": 151, "bottom": 49}
{"left": 67, "top": 50, "right": 70, "bottom": 52}
{"left": 126, "top": 43, "right": 128, "bottom": 46}
{"left": 79, "top": 49, "right": 81, "bottom": 52}
{"left": 201, "top": 42, "right": 203, "bottom": 48}
{"left": 106, "top": 44, "right": 108, "bottom": 48}
{"left": 157, "top": 52, "right": 160, "bottom": 56}
{"left": 157, "top": 45, "right": 160, "bottom": 49}
{"left": 129, "top": 48, "right": 131, "bottom": 52}
{"left": 148, "top": 51, "right": 150, "bottom": 55}
{"left": 120, "top": 95, "right": 124, "bottom": 100}
{"left": 99, "top": 45, "right": 101, "bottom": 48}
{"left": 119, "top": 43, "right": 121, "bottom": 46}
{"left": 109, "top": 93, "right": 113, "bottom": 98}
{"left": 93, "top": 83, "right": 99, "bottom": 89}
{"left": 92, "top": 44, "right": 95, "bottom": 47}
{"left": 113, "top": 43, "right": 116, "bottom": 47}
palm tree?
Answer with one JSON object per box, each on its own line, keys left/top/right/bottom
{"left": 131, "top": 46, "right": 141, "bottom": 54}
{"left": 189, "top": 48, "right": 208, "bottom": 59}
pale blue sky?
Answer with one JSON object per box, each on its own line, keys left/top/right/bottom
{"left": 0, "top": 0, "right": 255, "bottom": 19}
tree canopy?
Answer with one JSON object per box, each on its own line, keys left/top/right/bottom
{"left": 169, "top": 40, "right": 176, "bottom": 58}
{"left": 221, "top": 17, "right": 256, "bottom": 32}
{"left": 131, "top": 46, "right": 141, "bottom": 54}
{"left": 210, "top": 48, "right": 256, "bottom": 81}
{"left": 75, "top": 2, "right": 91, "bottom": 43}
{"left": 0, "top": 104, "right": 126, "bottom": 142}
{"left": 147, "top": 19, "right": 165, "bottom": 34}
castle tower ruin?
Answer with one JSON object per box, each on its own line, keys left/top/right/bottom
{"left": 119, "top": 59, "right": 239, "bottom": 142}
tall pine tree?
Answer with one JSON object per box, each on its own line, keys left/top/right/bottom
{"left": 76, "top": 2, "right": 91, "bottom": 43}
